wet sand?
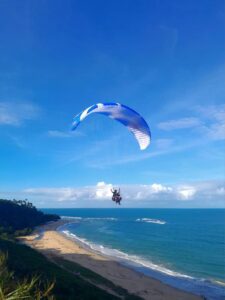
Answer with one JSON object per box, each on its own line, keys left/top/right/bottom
{"left": 20, "top": 219, "right": 202, "bottom": 300}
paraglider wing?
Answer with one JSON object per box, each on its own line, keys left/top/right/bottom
{"left": 72, "top": 103, "right": 151, "bottom": 150}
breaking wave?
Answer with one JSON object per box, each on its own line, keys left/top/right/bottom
{"left": 60, "top": 229, "right": 189, "bottom": 277}
{"left": 59, "top": 228, "right": 225, "bottom": 300}
{"left": 61, "top": 216, "right": 83, "bottom": 220}
{"left": 61, "top": 216, "right": 117, "bottom": 221}
{"left": 136, "top": 218, "right": 166, "bottom": 225}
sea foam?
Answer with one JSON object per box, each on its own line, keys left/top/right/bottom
{"left": 136, "top": 218, "right": 166, "bottom": 225}
{"left": 58, "top": 226, "right": 225, "bottom": 300}
{"left": 61, "top": 216, "right": 117, "bottom": 221}
{"left": 60, "top": 229, "right": 190, "bottom": 278}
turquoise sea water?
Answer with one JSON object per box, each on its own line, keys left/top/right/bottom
{"left": 42, "top": 208, "right": 225, "bottom": 300}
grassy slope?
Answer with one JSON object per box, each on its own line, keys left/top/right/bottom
{"left": 0, "top": 238, "right": 142, "bottom": 300}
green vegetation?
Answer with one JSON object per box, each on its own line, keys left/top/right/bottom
{"left": 0, "top": 239, "right": 121, "bottom": 300}
{"left": 0, "top": 251, "right": 54, "bottom": 300}
{"left": 0, "top": 199, "right": 59, "bottom": 238}
{"left": 0, "top": 238, "right": 142, "bottom": 299}
{"left": 0, "top": 199, "right": 143, "bottom": 299}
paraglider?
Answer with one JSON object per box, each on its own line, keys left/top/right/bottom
{"left": 111, "top": 188, "right": 122, "bottom": 205}
{"left": 71, "top": 102, "right": 151, "bottom": 150}
{"left": 71, "top": 102, "right": 151, "bottom": 205}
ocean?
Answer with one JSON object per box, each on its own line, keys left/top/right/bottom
{"left": 42, "top": 208, "right": 225, "bottom": 300}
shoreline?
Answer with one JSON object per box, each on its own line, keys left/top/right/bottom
{"left": 20, "top": 219, "right": 203, "bottom": 300}
{"left": 58, "top": 223, "right": 225, "bottom": 300}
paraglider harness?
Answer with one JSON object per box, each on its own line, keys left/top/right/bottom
{"left": 111, "top": 188, "right": 122, "bottom": 205}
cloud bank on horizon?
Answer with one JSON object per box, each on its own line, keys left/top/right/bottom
{"left": 21, "top": 180, "right": 225, "bottom": 208}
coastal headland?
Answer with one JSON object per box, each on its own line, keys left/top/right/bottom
{"left": 20, "top": 219, "right": 203, "bottom": 300}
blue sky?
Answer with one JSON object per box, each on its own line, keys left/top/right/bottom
{"left": 0, "top": 0, "right": 224, "bottom": 207}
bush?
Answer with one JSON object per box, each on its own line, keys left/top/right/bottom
{"left": 0, "top": 251, "right": 55, "bottom": 300}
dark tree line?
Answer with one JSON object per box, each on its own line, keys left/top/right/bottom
{"left": 0, "top": 199, "right": 60, "bottom": 236}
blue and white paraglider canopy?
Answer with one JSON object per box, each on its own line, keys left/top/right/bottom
{"left": 71, "top": 102, "right": 151, "bottom": 150}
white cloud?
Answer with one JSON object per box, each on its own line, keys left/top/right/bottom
{"left": 176, "top": 186, "right": 196, "bottom": 200}
{"left": 23, "top": 180, "right": 225, "bottom": 206}
{"left": 48, "top": 130, "right": 71, "bottom": 138}
{"left": 0, "top": 101, "right": 40, "bottom": 126}
{"left": 24, "top": 183, "right": 113, "bottom": 202}
{"left": 48, "top": 130, "right": 84, "bottom": 138}
{"left": 130, "top": 183, "right": 173, "bottom": 201}
{"left": 158, "top": 105, "right": 225, "bottom": 141}
{"left": 25, "top": 187, "right": 89, "bottom": 202}
{"left": 216, "top": 187, "right": 225, "bottom": 196}
{"left": 151, "top": 183, "right": 172, "bottom": 193}
{"left": 158, "top": 117, "right": 202, "bottom": 131}
{"left": 95, "top": 182, "right": 113, "bottom": 199}
{"left": 196, "top": 104, "right": 225, "bottom": 141}
{"left": 197, "top": 104, "right": 225, "bottom": 122}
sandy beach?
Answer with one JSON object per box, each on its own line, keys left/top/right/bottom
{"left": 20, "top": 219, "right": 202, "bottom": 300}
